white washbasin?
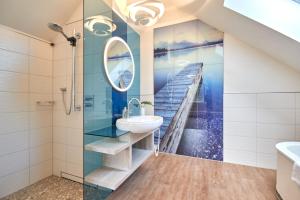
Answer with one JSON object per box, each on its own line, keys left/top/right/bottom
{"left": 116, "top": 115, "right": 163, "bottom": 133}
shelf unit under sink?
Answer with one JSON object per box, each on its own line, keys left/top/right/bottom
{"left": 84, "top": 131, "right": 154, "bottom": 190}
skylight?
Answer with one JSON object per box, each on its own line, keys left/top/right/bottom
{"left": 224, "top": 0, "right": 300, "bottom": 43}
{"left": 292, "top": 0, "right": 300, "bottom": 4}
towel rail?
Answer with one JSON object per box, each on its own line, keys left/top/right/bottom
{"left": 36, "top": 101, "right": 55, "bottom": 106}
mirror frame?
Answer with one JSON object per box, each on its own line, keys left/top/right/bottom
{"left": 104, "top": 36, "right": 135, "bottom": 92}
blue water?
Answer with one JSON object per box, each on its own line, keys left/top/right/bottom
{"left": 154, "top": 45, "right": 223, "bottom": 93}
{"left": 154, "top": 45, "right": 224, "bottom": 161}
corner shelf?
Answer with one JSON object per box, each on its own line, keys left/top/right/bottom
{"left": 84, "top": 131, "right": 154, "bottom": 190}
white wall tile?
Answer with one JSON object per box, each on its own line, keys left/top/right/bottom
{"left": 66, "top": 162, "right": 83, "bottom": 177}
{"left": 257, "top": 138, "right": 283, "bottom": 154}
{"left": 0, "top": 150, "right": 29, "bottom": 177}
{"left": 224, "top": 122, "right": 256, "bottom": 137}
{"left": 257, "top": 123, "right": 295, "bottom": 140}
{"left": 224, "top": 149, "right": 256, "bottom": 167}
{"left": 53, "top": 43, "right": 68, "bottom": 61}
{"left": 0, "top": 71, "right": 28, "bottom": 92}
{"left": 257, "top": 93, "right": 295, "bottom": 109}
{"left": 29, "top": 57, "right": 52, "bottom": 77}
{"left": 296, "top": 110, "right": 300, "bottom": 124}
{"left": 296, "top": 93, "right": 300, "bottom": 109}
{"left": 0, "top": 132, "right": 28, "bottom": 156}
{"left": 53, "top": 111, "right": 67, "bottom": 127}
{"left": 53, "top": 60, "right": 67, "bottom": 77}
{"left": 67, "top": 146, "right": 83, "bottom": 165}
{"left": 30, "top": 128, "right": 52, "bottom": 148}
{"left": 296, "top": 125, "right": 300, "bottom": 141}
{"left": 30, "top": 143, "right": 52, "bottom": 166}
{"left": 53, "top": 143, "right": 66, "bottom": 161}
{"left": 224, "top": 135, "right": 256, "bottom": 151}
{"left": 53, "top": 159, "right": 66, "bottom": 177}
{"left": 0, "top": 26, "right": 55, "bottom": 196}
{"left": 29, "top": 75, "right": 52, "bottom": 94}
{"left": 257, "top": 109, "right": 295, "bottom": 124}
{"left": 30, "top": 111, "right": 52, "bottom": 129}
{"left": 29, "top": 39, "right": 52, "bottom": 60}
{"left": 140, "top": 29, "right": 154, "bottom": 96}
{"left": 29, "top": 160, "right": 52, "bottom": 184}
{"left": 67, "top": 128, "right": 83, "bottom": 147}
{"left": 0, "top": 168, "right": 29, "bottom": 198}
{"left": 257, "top": 153, "right": 276, "bottom": 169}
{"left": 224, "top": 91, "right": 299, "bottom": 169}
{"left": 0, "top": 49, "right": 28, "bottom": 73}
{"left": 0, "top": 92, "right": 29, "bottom": 112}
{"left": 0, "top": 26, "right": 29, "bottom": 54}
{"left": 53, "top": 127, "right": 67, "bottom": 144}
{"left": 224, "top": 93, "right": 256, "bottom": 107}
{"left": 224, "top": 107, "right": 256, "bottom": 122}
{"left": 66, "top": 111, "right": 83, "bottom": 129}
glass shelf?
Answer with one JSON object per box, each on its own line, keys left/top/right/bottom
{"left": 84, "top": 125, "right": 129, "bottom": 138}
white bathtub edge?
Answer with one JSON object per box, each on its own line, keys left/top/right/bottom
{"left": 276, "top": 142, "right": 300, "bottom": 162}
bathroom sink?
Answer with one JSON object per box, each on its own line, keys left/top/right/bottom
{"left": 116, "top": 116, "right": 163, "bottom": 133}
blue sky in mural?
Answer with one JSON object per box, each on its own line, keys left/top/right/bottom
{"left": 154, "top": 19, "right": 224, "bottom": 161}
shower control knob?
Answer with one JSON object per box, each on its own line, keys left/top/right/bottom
{"left": 74, "top": 105, "right": 81, "bottom": 112}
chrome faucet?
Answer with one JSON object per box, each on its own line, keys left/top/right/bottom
{"left": 123, "top": 98, "right": 141, "bottom": 118}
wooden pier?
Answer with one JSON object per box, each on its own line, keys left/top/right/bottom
{"left": 154, "top": 63, "right": 203, "bottom": 153}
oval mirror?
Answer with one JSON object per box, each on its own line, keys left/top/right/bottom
{"left": 104, "top": 37, "right": 135, "bottom": 92}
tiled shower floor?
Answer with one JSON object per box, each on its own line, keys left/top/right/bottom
{"left": 2, "top": 176, "right": 83, "bottom": 200}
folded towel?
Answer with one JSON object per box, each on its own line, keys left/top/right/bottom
{"left": 291, "top": 161, "right": 300, "bottom": 186}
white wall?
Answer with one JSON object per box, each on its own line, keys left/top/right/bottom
{"left": 224, "top": 34, "right": 300, "bottom": 93}
{"left": 52, "top": 3, "right": 83, "bottom": 183}
{"left": 223, "top": 34, "right": 300, "bottom": 169}
{"left": 140, "top": 29, "right": 155, "bottom": 115}
{"left": 0, "top": 25, "right": 53, "bottom": 198}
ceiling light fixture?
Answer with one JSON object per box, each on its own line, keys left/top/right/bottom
{"left": 128, "top": 0, "right": 165, "bottom": 27}
{"left": 84, "top": 15, "right": 117, "bottom": 36}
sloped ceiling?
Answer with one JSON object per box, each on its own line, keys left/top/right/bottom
{"left": 0, "top": 0, "right": 81, "bottom": 41}
{"left": 196, "top": 0, "right": 300, "bottom": 71}
{"left": 162, "top": 0, "right": 300, "bottom": 71}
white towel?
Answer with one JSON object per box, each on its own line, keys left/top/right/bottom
{"left": 291, "top": 161, "right": 300, "bottom": 186}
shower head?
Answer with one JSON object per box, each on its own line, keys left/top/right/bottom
{"left": 48, "top": 22, "right": 69, "bottom": 40}
{"left": 48, "top": 23, "right": 63, "bottom": 32}
{"left": 48, "top": 22, "right": 78, "bottom": 46}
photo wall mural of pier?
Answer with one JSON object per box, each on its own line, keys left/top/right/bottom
{"left": 154, "top": 19, "right": 224, "bottom": 161}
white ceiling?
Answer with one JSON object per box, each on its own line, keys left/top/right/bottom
{"left": 0, "top": 0, "right": 81, "bottom": 41}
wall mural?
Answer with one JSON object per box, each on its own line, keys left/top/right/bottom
{"left": 154, "top": 19, "right": 224, "bottom": 161}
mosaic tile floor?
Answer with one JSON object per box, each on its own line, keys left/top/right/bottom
{"left": 2, "top": 176, "right": 83, "bottom": 200}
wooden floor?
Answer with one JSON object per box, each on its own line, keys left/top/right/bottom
{"left": 109, "top": 153, "right": 277, "bottom": 200}
{"left": 3, "top": 154, "right": 277, "bottom": 200}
